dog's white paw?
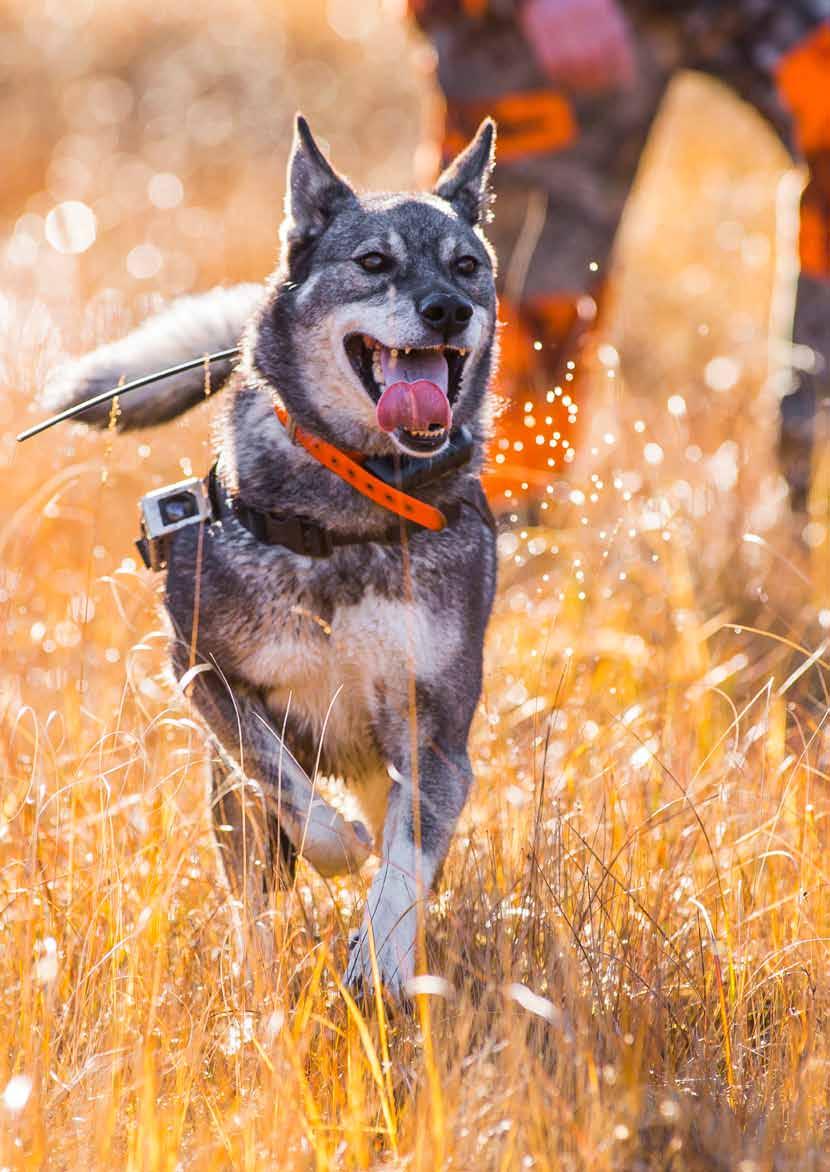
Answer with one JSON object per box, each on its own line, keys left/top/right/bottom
{"left": 343, "top": 866, "right": 418, "bottom": 1001}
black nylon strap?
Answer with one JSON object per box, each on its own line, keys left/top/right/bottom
{"left": 207, "top": 464, "right": 461, "bottom": 557}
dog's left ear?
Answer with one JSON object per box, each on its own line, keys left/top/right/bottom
{"left": 433, "top": 118, "right": 496, "bottom": 226}
{"left": 281, "top": 115, "right": 357, "bottom": 253}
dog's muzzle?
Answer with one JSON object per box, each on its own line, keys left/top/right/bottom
{"left": 344, "top": 334, "right": 470, "bottom": 457}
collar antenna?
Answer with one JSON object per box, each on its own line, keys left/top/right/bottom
{"left": 16, "top": 347, "right": 241, "bottom": 443}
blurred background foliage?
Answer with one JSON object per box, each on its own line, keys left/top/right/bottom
{"left": 0, "top": 0, "right": 433, "bottom": 298}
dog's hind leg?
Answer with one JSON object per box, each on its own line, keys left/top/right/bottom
{"left": 210, "top": 759, "right": 297, "bottom": 970}
{"left": 211, "top": 760, "right": 297, "bottom": 892}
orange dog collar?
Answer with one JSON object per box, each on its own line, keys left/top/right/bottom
{"left": 273, "top": 403, "right": 449, "bottom": 532}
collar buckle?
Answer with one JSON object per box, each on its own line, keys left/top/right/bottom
{"left": 299, "top": 523, "right": 333, "bottom": 558}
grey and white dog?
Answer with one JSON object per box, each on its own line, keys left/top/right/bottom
{"left": 44, "top": 116, "right": 499, "bottom": 998}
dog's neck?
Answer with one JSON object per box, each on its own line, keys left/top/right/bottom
{"left": 216, "top": 380, "right": 485, "bottom": 536}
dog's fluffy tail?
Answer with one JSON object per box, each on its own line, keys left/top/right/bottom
{"left": 42, "top": 283, "right": 264, "bottom": 430}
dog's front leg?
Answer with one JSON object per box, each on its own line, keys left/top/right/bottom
{"left": 172, "top": 647, "right": 372, "bottom": 874}
{"left": 344, "top": 737, "right": 473, "bottom": 1001}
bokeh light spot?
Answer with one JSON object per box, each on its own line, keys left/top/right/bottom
{"left": 667, "top": 394, "right": 686, "bottom": 416}
{"left": 127, "top": 243, "right": 163, "bottom": 280}
{"left": 3, "top": 1075, "right": 32, "bottom": 1113}
{"left": 148, "top": 172, "right": 184, "bottom": 210}
{"left": 704, "top": 355, "right": 741, "bottom": 392}
{"left": 44, "top": 201, "right": 96, "bottom": 254}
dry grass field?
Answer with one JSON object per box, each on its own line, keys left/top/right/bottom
{"left": 1, "top": 3, "right": 829, "bottom": 1168}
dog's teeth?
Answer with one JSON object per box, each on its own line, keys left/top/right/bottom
{"left": 405, "top": 347, "right": 411, "bottom": 355}
{"left": 372, "top": 349, "right": 383, "bottom": 385}
{"left": 390, "top": 348, "right": 398, "bottom": 359}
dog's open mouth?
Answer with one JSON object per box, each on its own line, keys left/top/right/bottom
{"left": 344, "top": 333, "right": 468, "bottom": 456}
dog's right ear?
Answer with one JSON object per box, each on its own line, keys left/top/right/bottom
{"left": 281, "top": 115, "right": 357, "bottom": 259}
{"left": 433, "top": 118, "right": 496, "bottom": 226}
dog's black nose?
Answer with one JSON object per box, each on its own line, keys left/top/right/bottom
{"left": 418, "top": 292, "right": 474, "bottom": 338}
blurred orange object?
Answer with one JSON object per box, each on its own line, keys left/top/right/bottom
{"left": 442, "top": 90, "right": 576, "bottom": 165}
{"left": 777, "top": 24, "right": 830, "bottom": 278}
{"left": 484, "top": 291, "right": 597, "bottom": 506}
{"left": 776, "top": 24, "right": 830, "bottom": 155}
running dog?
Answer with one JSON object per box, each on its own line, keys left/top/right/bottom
{"left": 44, "top": 116, "right": 499, "bottom": 998}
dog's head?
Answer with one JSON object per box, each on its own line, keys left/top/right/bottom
{"left": 249, "top": 116, "right": 498, "bottom": 458}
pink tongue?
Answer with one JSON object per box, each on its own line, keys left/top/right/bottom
{"left": 376, "top": 347, "right": 451, "bottom": 434}
{"left": 376, "top": 380, "right": 451, "bottom": 433}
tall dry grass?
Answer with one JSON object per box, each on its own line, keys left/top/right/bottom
{"left": 1, "top": 4, "right": 829, "bottom": 1168}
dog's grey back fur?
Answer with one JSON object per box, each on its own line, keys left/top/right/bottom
{"left": 43, "top": 283, "right": 263, "bottom": 428}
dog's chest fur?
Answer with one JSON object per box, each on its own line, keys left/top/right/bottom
{"left": 241, "top": 586, "right": 445, "bottom": 735}
{"left": 221, "top": 562, "right": 457, "bottom": 827}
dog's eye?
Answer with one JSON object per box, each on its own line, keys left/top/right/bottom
{"left": 356, "top": 252, "right": 390, "bottom": 273}
{"left": 454, "top": 255, "right": 479, "bottom": 276}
